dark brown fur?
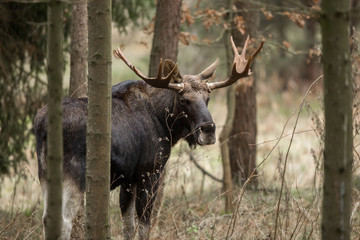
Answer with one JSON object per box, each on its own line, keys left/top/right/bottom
{"left": 34, "top": 61, "right": 218, "bottom": 239}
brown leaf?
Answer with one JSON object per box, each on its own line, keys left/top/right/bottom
{"left": 181, "top": 3, "right": 195, "bottom": 26}
{"left": 308, "top": 47, "right": 321, "bottom": 58}
{"left": 283, "top": 11, "right": 305, "bottom": 28}
{"left": 233, "top": 15, "right": 245, "bottom": 35}
{"left": 261, "top": 8, "right": 274, "bottom": 20}
{"left": 282, "top": 41, "right": 291, "bottom": 50}
{"left": 191, "top": 35, "right": 197, "bottom": 41}
{"left": 139, "top": 41, "right": 148, "bottom": 48}
{"left": 143, "top": 22, "right": 154, "bottom": 35}
{"left": 197, "top": 8, "right": 222, "bottom": 30}
{"left": 202, "top": 38, "right": 212, "bottom": 45}
{"left": 179, "top": 32, "right": 196, "bottom": 46}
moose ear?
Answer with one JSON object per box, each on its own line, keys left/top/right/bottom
{"left": 164, "top": 59, "right": 181, "bottom": 83}
{"left": 198, "top": 58, "right": 219, "bottom": 80}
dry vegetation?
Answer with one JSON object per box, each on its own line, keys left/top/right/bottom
{"left": 1, "top": 30, "right": 360, "bottom": 240}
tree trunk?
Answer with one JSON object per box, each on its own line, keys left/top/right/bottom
{"left": 223, "top": 0, "right": 259, "bottom": 188}
{"left": 45, "top": 0, "right": 63, "bottom": 239}
{"left": 69, "top": 2, "right": 87, "bottom": 238}
{"left": 69, "top": 0, "right": 88, "bottom": 98}
{"left": 85, "top": 0, "right": 112, "bottom": 239}
{"left": 320, "top": 0, "right": 353, "bottom": 239}
{"left": 148, "top": 0, "right": 182, "bottom": 224}
{"left": 69, "top": 2, "right": 87, "bottom": 239}
{"left": 148, "top": 0, "right": 182, "bottom": 76}
{"left": 220, "top": 0, "right": 235, "bottom": 213}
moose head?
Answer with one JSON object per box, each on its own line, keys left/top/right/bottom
{"left": 113, "top": 36, "right": 264, "bottom": 147}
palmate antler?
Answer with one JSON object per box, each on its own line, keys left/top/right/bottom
{"left": 113, "top": 47, "right": 184, "bottom": 91}
{"left": 207, "top": 36, "right": 264, "bottom": 91}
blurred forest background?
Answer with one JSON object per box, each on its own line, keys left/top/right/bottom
{"left": 1, "top": 0, "right": 360, "bottom": 239}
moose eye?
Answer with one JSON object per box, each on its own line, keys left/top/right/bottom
{"left": 206, "top": 97, "right": 210, "bottom": 105}
{"left": 180, "top": 98, "right": 190, "bottom": 105}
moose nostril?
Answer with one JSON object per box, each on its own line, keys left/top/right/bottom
{"left": 199, "top": 122, "right": 216, "bottom": 132}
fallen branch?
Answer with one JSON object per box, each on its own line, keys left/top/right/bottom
{"left": 189, "top": 153, "right": 223, "bottom": 183}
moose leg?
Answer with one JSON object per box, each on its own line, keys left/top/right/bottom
{"left": 120, "top": 183, "right": 136, "bottom": 240}
{"left": 41, "top": 181, "right": 49, "bottom": 239}
{"left": 40, "top": 178, "right": 83, "bottom": 240}
{"left": 61, "top": 178, "right": 84, "bottom": 240}
{"left": 135, "top": 175, "right": 159, "bottom": 240}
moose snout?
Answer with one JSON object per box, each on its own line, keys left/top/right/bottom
{"left": 196, "top": 122, "right": 216, "bottom": 145}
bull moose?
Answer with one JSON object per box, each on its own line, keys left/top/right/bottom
{"left": 34, "top": 36, "right": 263, "bottom": 240}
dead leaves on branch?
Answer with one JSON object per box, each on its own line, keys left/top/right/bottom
{"left": 143, "top": 2, "right": 319, "bottom": 48}
{"left": 181, "top": 2, "right": 195, "bottom": 26}
{"left": 233, "top": 16, "right": 246, "bottom": 35}
{"left": 195, "top": 8, "right": 223, "bottom": 30}
{"left": 179, "top": 32, "right": 197, "bottom": 46}
{"left": 282, "top": 11, "right": 306, "bottom": 28}
{"left": 307, "top": 47, "right": 321, "bottom": 64}
{"left": 282, "top": 41, "right": 291, "bottom": 50}
{"left": 261, "top": 8, "right": 274, "bottom": 21}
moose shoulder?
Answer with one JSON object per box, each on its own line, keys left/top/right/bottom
{"left": 34, "top": 36, "right": 263, "bottom": 240}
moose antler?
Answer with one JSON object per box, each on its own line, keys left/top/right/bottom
{"left": 113, "top": 47, "right": 184, "bottom": 91}
{"left": 207, "top": 36, "right": 264, "bottom": 91}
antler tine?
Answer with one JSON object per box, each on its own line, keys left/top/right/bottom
{"left": 113, "top": 47, "right": 184, "bottom": 90}
{"left": 113, "top": 47, "right": 150, "bottom": 80}
{"left": 242, "top": 40, "right": 264, "bottom": 75}
{"left": 239, "top": 35, "right": 249, "bottom": 58}
{"left": 157, "top": 58, "right": 164, "bottom": 80}
{"left": 207, "top": 36, "right": 264, "bottom": 91}
{"left": 249, "top": 41, "right": 264, "bottom": 63}
{"left": 231, "top": 36, "right": 240, "bottom": 57}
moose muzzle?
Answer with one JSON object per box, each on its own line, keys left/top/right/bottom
{"left": 196, "top": 122, "right": 216, "bottom": 145}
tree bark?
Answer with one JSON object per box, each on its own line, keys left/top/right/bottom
{"left": 85, "top": 0, "right": 112, "bottom": 239}
{"left": 320, "top": 0, "right": 353, "bottom": 239}
{"left": 221, "top": 0, "right": 259, "bottom": 189}
{"left": 45, "top": 0, "right": 63, "bottom": 239}
{"left": 148, "top": 0, "right": 182, "bottom": 76}
{"left": 220, "top": 0, "right": 235, "bottom": 213}
{"left": 69, "top": 2, "right": 87, "bottom": 238}
{"left": 229, "top": 4, "right": 258, "bottom": 186}
{"left": 148, "top": 0, "right": 182, "bottom": 224}
{"left": 69, "top": 0, "right": 88, "bottom": 98}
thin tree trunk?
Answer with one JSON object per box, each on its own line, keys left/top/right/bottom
{"left": 149, "top": 0, "right": 182, "bottom": 76}
{"left": 221, "top": 0, "right": 259, "bottom": 192}
{"left": 85, "top": 0, "right": 112, "bottom": 239}
{"left": 228, "top": 1, "right": 259, "bottom": 187}
{"left": 69, "top": 0, "right": 88, "bottom": 98}
{"left": 69, "top": 2, "right": 87, "bottom": 238}
{"left": 148, "top": 0, "right": 182, "bottom": 225}
{"left": 321, "top": 0, "right": 353, "bottom": 239}
{"left": 45, "top": 0, "right": 63, "bottom": 239}
{"left": 220, "top": 0, "right": 235, "bottom": 213}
